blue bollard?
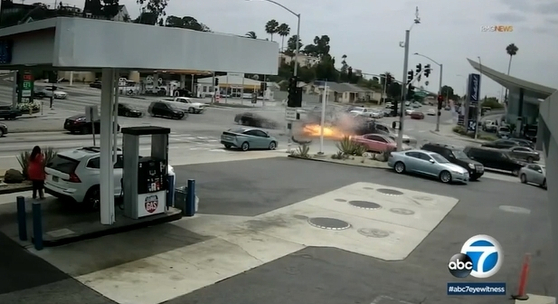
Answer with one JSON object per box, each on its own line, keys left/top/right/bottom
{"left": 185, "top": 179, "right": 196, "bottom": 216}
{"left": 16, "top": 196, "right": 27, "bottom": 241}
{"left": 32, "top": 201, "right": 43, "bottom": 250}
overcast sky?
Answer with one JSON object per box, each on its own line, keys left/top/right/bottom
{"left": 58, "top": 0, "right": 558, "bottom": 98}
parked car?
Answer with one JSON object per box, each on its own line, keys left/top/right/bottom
{"left": 89, "top": 81, "right": 102, "bottom": 89}
{"left": 497, "top": 126, "right": 510, "bottom": 138}
{"left": 421, "top": 143, "right": 484, "bottom": 180}
{"left": 519, "top": 164, "right": 546, "bottom": 189}
{"left": 350, "top": 107, "right": 376, "bottom": 118}
{"left": 463, "top": 146, "right": 525, "bottom": 176}
{"left": 220, "top": 127, "right": 278, "bottom": 151}
{"left": 410, "top": 111, "right": 425, "bottom": 119}
{"left": 482, "top": 120, "right": 498, "bottom": 132}
{"left": 0, "top": 105, "right": 22, "bottom": 120}
{"left": 64, "top": 114, "right": 121, "bottom": 134}
{"left": 117, "top": 103, "right": 143, "bottom": 117}
{"left": 350, "top": 133, "right": 401, "bottom": 153}
{"left": 427, "top": 109, "right": 436, "bottom": 116}
{"left": 148, "top": 101, "right": 186, "bottom": 119}
{"left": 482, "top": 139, "right": 522, "bottom": 149}
{"left": 234, "top": 112, "right": 279, "bottom": 129}
{"left": 507, "top": 146, "right": 540, "bottom": 163}
{"left": 509, "top": 138, "right": 535, "bottom": 149}
{"left": 0, "top": 123, "right": 7, "bottom": 137}
{"left": 370, "top": 123, "right": 416, "bottom": 145}
{"left": 44, "top": 147, "right": 176, "bottom": 210}
{"left": 173, "top": 88, "right": 192, "bottom": 97}
{"left": 387, "top": 150, "right": 469, "bottom": 184}
{"left": 164, "top": 97, "right": 205, "bottom": 114}
{"left": 35, "top": 86, "right": 67, "bottom": 99}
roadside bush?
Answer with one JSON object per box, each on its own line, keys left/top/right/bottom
{"left": 452, "top": 126, "right": 467, "bottom": 135}
{"left": 291, "top": 144, "right": 310, "bottom": 158}
{"left": 336, "top": 136, "right": 367, "bottom": 156}
{"left": 478, "top": 135, "right": 496, "bottom": 141}
{"left": 16, "top": 147, "right": 57, "bottom": 179}
{"left": 16, "top": 102, "right": 41, "bottom": 114}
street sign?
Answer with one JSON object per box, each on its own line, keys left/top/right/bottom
{"left": 85, "top": 105, "right": 98, "bottom": 122}
{"left": 21, "top": 71, "right": 33, "bottom": 98}
{"left": 285, "top": 107, "right": 297, "bottom": 121}
{"left": 227, "top": 72, "right": 244, "bottom": 78}
{"left": 468, "top": 73, "right": 480, "bottom": 104}
{"left": 468, "top": 119, "right": 477, "bottom": 131}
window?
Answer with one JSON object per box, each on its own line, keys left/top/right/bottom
{"left": 417, "top": 153, "right": 433, "bottom": 161}
{"left": 452, "top": 150, "right": 468, "bottom": 159}
{"left": 376, "top": 125, "right": 389, "bottom": 133}
{"left": 114, "top": 155, "right": 124, "bottom": 169}
{"left": 405, "top": 152, "right": 419, "bottom": 158}
{"left": 87, "top": 157, "right": 100, "bottom": 169}
{"left": 431, "top": 154, "right": 449, "bottom": 163}
{"left": 48, "top": 155, "right": 80, "bottom": 173}
{"left": 528, "top": 165, "right": 540, "bottom": 171}
{"left": 513, "top": 147, "right": 529, "bottom": 152}
{"left": 252, "top": 130, "right": 268, "bottom": 137}
{"left": 243, "top": 130, "right": 258, "bottom": 136}
{"left": 369, "top": 135, "right": 387, "bottom": 143}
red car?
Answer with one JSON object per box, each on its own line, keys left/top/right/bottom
{"left": 410, "top": 111, "right": 425, "bottom": 119}
{"left": 350, "top": 133, "right": 398, "bottom": 153}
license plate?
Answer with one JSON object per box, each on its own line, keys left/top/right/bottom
{"left": 52, "top": 176, "right": 58, "bottom": 182}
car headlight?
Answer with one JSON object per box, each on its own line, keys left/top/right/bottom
{"left": 468, "top": 163, "right": 475, "bottom": 169}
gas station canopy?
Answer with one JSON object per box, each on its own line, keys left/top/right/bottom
{"left": 0, "top": 17, "right": 279, "bottom": 74}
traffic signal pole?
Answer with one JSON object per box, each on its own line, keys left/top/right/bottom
{"left": 397, "top": 29, "right": 410, "bottom": 151}
{"left": 435, "top": 64, "right": 443, "bottom": 132}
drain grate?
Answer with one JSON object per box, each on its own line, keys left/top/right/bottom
{"left": 358, "top": 228, "right": 390, "bottom": 238}
{"left": 390, "top": 208, "right": 415, "bottom": 215}
{"left": 377, "top": 188, "right": 404, "bottom": 196}
{"left": 363, "top": 186, "right": 374, "bottom": 190}
{"left": 293, "top": 214, "right": 308, "bottom": 220}
{"left": 308, "top": 217, "right": 351, "bottom": 230}
{"left": 334, "top": 198, "right": 347, "bottom": 202}
{"left": 349, "top": 201, "right": 381, "bottom": 210}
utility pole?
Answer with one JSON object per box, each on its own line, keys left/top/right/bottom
{"left": 474, "top": 57, "right": 482, "bottom": 140}
{"left": 435, "top": 64, "right": 443, "bottom": 132}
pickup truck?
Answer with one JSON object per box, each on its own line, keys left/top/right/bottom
{"left": 163, "top": 97, "right": 206, "bottom": 114}
{"left": 0, "top": 106, "right": 22, "bottom": 120}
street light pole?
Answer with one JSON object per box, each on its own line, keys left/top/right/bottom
{"left": 474, "top": 57, "right": 482, "bottom": 140}
{"left": 397, "top": 29, "right": 410, "bottom": 151}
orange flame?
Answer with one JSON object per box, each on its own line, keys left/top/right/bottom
{"left": 302, "top": 124, "right": 347, "bottom": 139}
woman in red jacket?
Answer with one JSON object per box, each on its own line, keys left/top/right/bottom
{"left": 28, "top": 146, "right": 45, "bottom": 200}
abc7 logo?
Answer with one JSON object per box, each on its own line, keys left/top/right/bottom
{"left": 448, "top": 235, "right": 503, "bottom": 279}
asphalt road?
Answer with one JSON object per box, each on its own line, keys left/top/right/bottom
{"left": 167, "top": 157, "right": 551, "bottom": 304}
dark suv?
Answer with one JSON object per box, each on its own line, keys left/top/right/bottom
{"left": 463, "top": 146, "right": 525, "bottom": 176}
{"left": 148, "top": 101, "right": 185, "bottom": 120}
{"left": 421, "top": 143, "right": 485, "bottom": 181}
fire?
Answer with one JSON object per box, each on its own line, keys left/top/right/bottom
{"left": 302, "top": 124, "right": 347, "bottom": 139}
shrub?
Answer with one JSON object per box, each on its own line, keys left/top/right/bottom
{"left": 336, "top": 136, "right": 367, "bottom": 156}
{"left": 452, "top": 126, "right": 467, "bottom": 135}
{"left": 478, "top": 135, "right": 496, "bottom": 141}
{"left": 292, "top": 144, "right": 310, "bottom": 158}
{"left": 16, "top": 102, "right": 41, "bottom": 114}
{"left": 16, "top": 147, "right": 57, "bottom": 179}
{"left": 331, "top": 151, "right": 345, "bottom": 160}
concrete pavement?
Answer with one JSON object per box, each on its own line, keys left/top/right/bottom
{"left": 0, "top": 156, "right": 549, "bottom": 304}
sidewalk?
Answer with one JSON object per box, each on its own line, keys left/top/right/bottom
{"left": 5, "top": 109, "right": 78, "bottom": 133}
{"left": 428, "top": 124, "right": 487, "bottom": 144}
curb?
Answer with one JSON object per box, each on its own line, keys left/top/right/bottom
{"left": 0, "top": 184, "right": 32, "bottom": 195}
{"left": 5, "top": 130, "right": 66, "bottom": 135}
{"left": 287, "top": 154, "right": 390, "bottom": 169}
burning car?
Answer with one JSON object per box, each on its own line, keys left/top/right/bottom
{"left": 234, "top": 112, "right": 279, "bottom": 129}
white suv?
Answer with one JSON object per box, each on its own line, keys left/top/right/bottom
{"left": 44, "top": 147, "right": 175, "bottom": 210}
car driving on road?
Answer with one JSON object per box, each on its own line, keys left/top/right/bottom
{"left": 234, "top": 112, "right": 279, "bottom": 129}
{"left": 388, "top": 149, "right": 469, "bottom": 184}
{"left": 463, "top": 146, "right": 525, "bottom": 176}
{"left": 519, "top": 164, "right": 546, "bottom": 189}
{"left": 221, "top": 127, "right": 278, "bottom": 151}
{"left": 0, "top": 123, "right": 7, "bottom": 137}
{"left": 64, "top": 114, "right": 121, "bottom": 134}
{"left": 507, "top": 146, "right": 540, "bottom": 163}
{"left": 421, "top": 143, "right": 484, "bottom": 181}
{"left": 148, "top": 101, "right": 186, "bottom": 120}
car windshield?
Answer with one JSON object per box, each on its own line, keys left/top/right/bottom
{"left": 499, "top": 127, "right": 510, "bottom": 132}
{"left": 431, "top": 154, "right": 449, "bottom": 163}
{"left": 452, "top": 150, "right": 468, "bottom": 159}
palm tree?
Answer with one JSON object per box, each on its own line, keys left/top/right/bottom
{"left": 264, "top": 19, "right": 279, "bottom": 41}
{"left": 276, "top": 23, "right": 290, "bottom": 51}
{"left": 245, "top": 31, "right": 257, "bottom": 39}
{"left": 504, "top": 43, "right": 518, "bottom": 103}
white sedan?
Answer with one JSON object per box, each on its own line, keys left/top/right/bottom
{"left": 427, "top": 109, "right": 436, "bottom": 116}
{"left": 37, "top": 87, "right": 68, "bottom": 99}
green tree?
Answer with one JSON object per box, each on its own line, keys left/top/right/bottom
{"left": 136, "top": 0, "right": 169, "bottom": 24}
{"left": 387, "top": 82, "right": 401, "bottom": 100}
{"left": 277, "top": 23, "right": 290, "bottom": 50}
{"left": 340, "top": 54, "right": 348, "bottom": 73}
{"left": 134, "top": 11, "right": 157, "bottom": 25}
{"left": 313, "top": 35, "right": 330, "bottom": 57}
{"left": 245, "top": 31, "right": 257, "bottom": 39}
{"left": 265, "top": 19, "right": 279, "bottom": 41}
{"left": 504, "top": 43, "right": 518, "bottom": 102}
{"left": 314, "top": 54, "right": 338, "bottom": 81}
{"left": 440, "top": 85, "right": 454, "bottom": 98}
{"left": 285, "top": 35, "right": 302, "bottom": 56}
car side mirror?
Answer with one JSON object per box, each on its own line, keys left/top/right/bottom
{"left": 429, "top": 159, "right": 435, "bottom": 163}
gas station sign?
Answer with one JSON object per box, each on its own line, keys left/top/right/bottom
{"left": 18, "top": 71, "right": 34, "bottom": 103}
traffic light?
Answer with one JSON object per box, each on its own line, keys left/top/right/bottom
{"left": 424, "top": 64, "right": 431, "bottom": 78}
{"left": 416, "top": 63, "right": 422, "bottom": 82}
{"left": 260, "top": 82, "right": 267, "bottom": 92}
{"left": 437, "top": 94, "right": 444, "bottom": 110}
{"left": 214, "top": 78, "right": 219, "bottom": 86}
{"left": 391, "top": 101, "right": 398, "bottom": 116}
{"left": 407, "top": 70, "right": 414, "bottom": 83}
{"left": 406, "top": 84, "right": 415, "bottom": 100}
{"left": 287, "top": 76, "right": 301, "bottom": 107}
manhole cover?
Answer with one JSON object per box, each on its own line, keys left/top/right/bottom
{"left": 412, "top": 195, "right": 433, "bottom": 201}
{"left": 363, "top": 186, "right": 374, "bottom": 190}
{"left": 377, "top": 188, "right": 404, "bottom": 196}
{"left": 293, "top": 214, "right": 308, "bottom": 220}
{"left": 358, "top": 228, "right": 390, "bottom": 238}
{"left": 349, "top": 200, "right": 381, "bottom": 210}
{"left": 499, "top": 205, "right": 531, "bottom": 215}
{"left": 390, "top": 208, "right": 415, "bottom": 215}
{"left": 334, "top": 198, "right": 347, "bottom": 202}
{"left": 308, "top": 217, "right": 351, "bottom": 230}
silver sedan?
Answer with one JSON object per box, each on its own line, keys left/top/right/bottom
{"left": 387, "top": 149, "right": 469, "bottom": 184}
{"left": 519, "top": 164, "right": 546, "bottom": 189}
